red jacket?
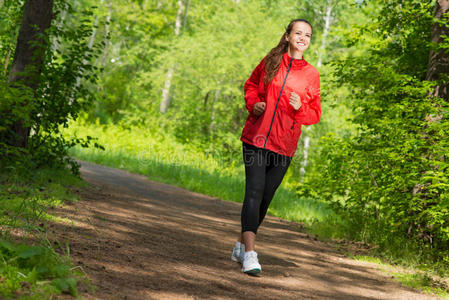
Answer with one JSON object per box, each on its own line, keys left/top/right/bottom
{"left": 241, "top": 52, "right": 321, "bottom": 157}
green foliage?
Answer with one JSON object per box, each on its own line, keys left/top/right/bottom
{"left": 0, "top": 167, "right": 86, "bottom": 298}
{"left": 85, "top": 0, "right": 359, "bottom": 159}
{"left": 0, "top": 168, "right": 82, "bottom": 229}
{"left": 84, "top": 0, "right": 179, "bottom": 124}
{"left": 0, "top": 0, "right": 104, "bottom": 173}
{"left": 0, "top": 240, "right": 79, "bottom": 298}
{"left": 305, "top": 0, "right": 449, "bottom": 270}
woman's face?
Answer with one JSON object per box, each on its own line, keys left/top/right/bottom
{"left": 285, "top": 22, "right": 312, "bottom": 54}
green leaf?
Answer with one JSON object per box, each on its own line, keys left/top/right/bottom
{"left": 17, "top": 246, "right": 42, "bottom": 259}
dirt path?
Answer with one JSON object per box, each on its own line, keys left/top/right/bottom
{"left": 50, "top": 160, "right": 439, "bottom": 299}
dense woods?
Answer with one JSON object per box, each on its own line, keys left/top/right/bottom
{"left": 0, "top": 0, "right": 448, "bottom": 296}
{"left": 301, "top": 0, "right": 449, "bottom": 266}
{"left": 1, "top": 0, "right": 102, "bottom": 171}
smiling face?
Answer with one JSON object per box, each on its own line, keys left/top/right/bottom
{"left": 285, "top": 21, "right": 312, "bottom": 59}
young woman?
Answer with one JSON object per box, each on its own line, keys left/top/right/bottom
{"left": 231, "top": 19, "right": 321, "bottom": 275}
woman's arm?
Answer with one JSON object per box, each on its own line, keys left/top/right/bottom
{"left": 294, "top": 74, "right": 321, "bottom": 125}
{"left": 244, "top": 58, "right": 265, "bottom": 114}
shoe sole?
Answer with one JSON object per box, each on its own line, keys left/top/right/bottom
{"left": 243, "top": 268, "right": 261, "bottom": 276}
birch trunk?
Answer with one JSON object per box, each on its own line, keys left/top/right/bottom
{"left": 51, "top": 8, "right": 67, "bottom": 52}
{"left": 70, "top": 0, "right": 102, "bottom": 104}
{"left": 143, "top": 0, "right": 149, "bottom": 10}
{"left": 159, "top": 0, "right": 184, "bottom": 114}
{"left": 182, "top": 0, "right": 190, "bottom": 30}
{"left": 3, "top": 49, "right": 11, "bottom": 76}
{"left": 101, "top": 0, "right": 112, "bottom": 67}
{"left": 300, "top": 0, "right": 332, "bottom": 180}
{"left": 7, "top": 0, "right": 53, "bottom": 148}
{"left": 160, "top": 68, "right": 173, "bottom": 113}
{"left": 209, "top": 86, "right": 220, "bottom": 135}
{"left": 317, "top": 1, "right": 332, "bottom": 68}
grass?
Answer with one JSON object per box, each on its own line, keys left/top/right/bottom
{"left": 352, "top": 255, "right": 449, "bottom": 299}
{"left": 0, "top": 166, "right": 88, "bottom": 298}
{"left": 394, "top": 272, "right": 449, "bottom": 299}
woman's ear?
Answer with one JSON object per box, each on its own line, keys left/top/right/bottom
{"left": 284, "top": 34, "right": 289, "bottom": 43}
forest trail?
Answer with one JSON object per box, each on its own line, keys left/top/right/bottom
{"left": 52, "top": 160, "right": 440, "bottom": 299}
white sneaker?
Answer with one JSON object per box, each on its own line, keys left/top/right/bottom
{"left": 242, "top": 251, "right": 261, "bottom": 275}
{"left": 231, "top": 242, "right": 245, "bottom": 263}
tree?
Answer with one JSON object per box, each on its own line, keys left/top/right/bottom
{"left": 303, "top": 0, "right": 449, "bottom": 263}
{"left": 159, "top": 0, "right": 185, "bottom": 114}
{"left": 300, "top": 0, "right": 335, "bottom": 180}
{"left": 82, "top": 0, "right": 178, "bottom": 123}
{"left": 6, "top": 0, "right": 53, "bottom": 148}
{"left": 1, "top": 0, "right": 105, "bottom": 170}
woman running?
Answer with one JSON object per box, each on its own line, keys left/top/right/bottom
{"left": 231, "top": 19, "right": 321, "bottom": 275}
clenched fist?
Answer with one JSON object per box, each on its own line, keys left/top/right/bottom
{"left": 253, "top": 102, "right": 266, "bottom": 116}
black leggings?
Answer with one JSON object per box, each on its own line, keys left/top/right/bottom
{"left": 241, "top": 142, "right": 291, "bottom": 234}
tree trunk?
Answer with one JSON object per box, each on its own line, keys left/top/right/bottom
{"left": 51, "top": 7, "right": 67, "bottom": 52}
{"left": 70, "top": 0, "right": 102, "bottom": 105}
{"left": 209, "top": 84, "right": 221, "bottom": 135}
{"left": 159, "top": 0, "right": 184, "bottom": 114}
{"left": 300, "top": 0, "right": 333, "bottom": 180}
{"left": 299, "top": 126, "right": 311, "bottom": 180}
{"left": 317, "top": 0, "right": 333, "bottom": 68}
{"left": 426, "top": 0, "right": 449, "bottom": 101}
{"left": 3, "top": 49, "right": 11, "bottom": 76}
{"left": 160, "top": 68, "right": 173, "bottom": 113}
{"left": 7, "top": 0, "right": 54, "bottom": 148}
{"left": 142, "top": 0, "right": 149, "bottom": 10}
{"left": 182, "top": 0, "right": 190, "bottom": 31}
{"left": 101, "top": 0, "right": 112, "bottom": 67}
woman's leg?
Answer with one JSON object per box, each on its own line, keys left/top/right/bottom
{"left": 240, "top": 143, "right": 267, "bottom": 250}
{"left": 242, "top": 231, "right": 256, "bottom": 251}
{"left": 258, "top": 151, "right": 291, "bottom": 227}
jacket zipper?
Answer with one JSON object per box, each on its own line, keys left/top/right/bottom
{"left": 264, "top": 57, "right": 294, "bottom": 148}
{"left": 291, "top": 121, "right": 295, "bottom": 130}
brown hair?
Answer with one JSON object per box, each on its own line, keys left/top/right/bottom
{"left": 264, "top": 19, "right": 313, "bottom": 84}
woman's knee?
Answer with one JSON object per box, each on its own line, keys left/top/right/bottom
{"left": 246, "top": 186, "right": 264, "bottom": 201}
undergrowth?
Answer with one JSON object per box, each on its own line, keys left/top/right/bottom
{"left": 0, "top": 166, "right": 87, "bottom": 298}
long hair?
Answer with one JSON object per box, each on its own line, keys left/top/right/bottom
{"left": 264, "top": 19, "right": 313, "bottom": 84}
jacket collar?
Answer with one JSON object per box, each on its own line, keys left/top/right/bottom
{"left": 282, "top": 52, "right": 307, "bottom": 70}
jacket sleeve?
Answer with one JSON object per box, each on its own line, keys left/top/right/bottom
{"left": 294, "top": 73, "right": 321, "bottom": 125}
{"left": 244, "top": 58, "right": 265, "bottom": 114}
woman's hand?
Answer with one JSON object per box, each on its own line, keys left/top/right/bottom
{"left": 253, "top": 102, "right": 266, "bottom": 116}
{"left": 289, "top": 92, "right": 302, "bottom": 110}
